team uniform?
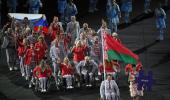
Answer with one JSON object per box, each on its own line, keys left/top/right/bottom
{"left": 144, "top": 0, "right": 151, "bottom": 13}
{"left": 49, "top": 44, "right": 60, "bottom": 78}
{"left": 63, "top": 34, "right": 72, "bottom": 55}
{"left": 57, "top": 0, "right": 67, "bottom": 23}
{"left": 88, "top": 0, "right": 98, "bottom": 13}
{"left": 17, "top": 38, "right": 24, "bottom": 76}
{"left": 64, "top": 3, "right": 78, "bottom": 23}
{"left": 49, "top": 21, "right": 63, "bottom": 41}
{"left": 1, "top": 31, "right": 17, "bottom": 71}
{"left": 90, "top": 39, "right": 102, "bottom": 64}
{"left": 128, "top": 65, "right": 144, "bottom": 99}
{"left": 24, "top": 46, "right": 37, "bottom": 80}
{"left": 72, "top": 45, "right": 88, "bottom": 65}
{"left": 107, "top": 2, "right": 121, "bottom": 32}
{"left": 66, "top": 20, "right": 80, "bottom": 45}
{"left": 106, "top": 0, "right": 113, "bottom": 19}
{"left": 27, "top": 34, "right": 37, "bottom": 44}
{"left": 60, "top": 63, "right": 74, "bottom": 89}
{"left": 99, "top": 61, "right": 120, "bottom": 80}
{"left": 35, "top": 41, "right": 47, "bottom": 63}
{"left": 76, "top": 60, "right": 98, "bottom": 86}
{"left": 33, "top": 65, "right": 52, "bottom": 92}
{"left": 129, "top": 81, "right": 144, "bottom": 98}
{"left": 155, "top": 7, "right": 166, "bottom": 40}
{"left": 28, "top": 0, "right": 42, "bottom": 14}
{"left": 121, "top": 0, "right": 132, "bottom": 24}
{"left": 97, "top": 27, "right": 111, "bottom": 40}
{"left": 125, "top": 63, "right": 143, "bottom": 82}
{"left": 7, "top": 0, "right": 18, "bottom": 13}
{"left": 100, "top": 79, "right": 120, "bottom": 100}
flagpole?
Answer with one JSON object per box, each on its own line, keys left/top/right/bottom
{"left": 100, "top": 25, "right": 108, "bottom": 100}
{"left": 101, "top": 28, "right": 106, "bottom": 81}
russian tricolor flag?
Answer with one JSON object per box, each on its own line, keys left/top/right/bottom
{"left": 34, "top": 16, "right": 48, "bottom": 33}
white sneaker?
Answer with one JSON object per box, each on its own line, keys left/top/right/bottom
{"left": 44, "top": 89, "right": 47, "bottom": 92}
{"left": 25, "top": 77, "right": 29, "bottom": 80}
{"left": 69, "top": 86, "right": 74, "bottom": 89}
{"left": 29, "top": 84, "right": 32, "bottom": 88}
{"left": 9, "top": 67, "right": 13, "bottom": 71}
{"left": 77, "top": 82, "right": 80, "bottom": 87}
{"left": 41, "top": 89, "right": 44, "bottom": 92}
{"left": 67, "top": 86, "right": 70, "bottom": 89}
{"left": 22, "top": 73, "right": 25, "bottom": 77}
{"left": 32, "top": 80, "right": 35, "bottom": 85}
{"left": 14, "top": 67, "right": 18, "bottom": 70}
{"left": 88, "top": 84, "right": 92, "bottom": 87}
{"left": 95, "top": 77, "right": 99, "bottom": 81}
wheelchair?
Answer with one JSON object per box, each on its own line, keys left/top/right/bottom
{"left": 78, "top": 72, "right": 98, "bottom": 88}
{"left": 59, "top": 75, "right": 76, "bottom": 89}
{"left": 34, "top": 77, "right": 52, "bottom": 93}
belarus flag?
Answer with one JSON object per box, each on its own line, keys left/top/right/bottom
{"left": 103, "top": 33, "right": 139, "bottom": 65}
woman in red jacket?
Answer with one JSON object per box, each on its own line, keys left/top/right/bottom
{"left": 99, "top": 60, "right": 120, "bottom": 80}
{"left": 71, "top": 40, "right": 87, "bottom": 66}
{"left": 35, "top": 36, "right": 47, "bottom": 63}
{"left": 24, "top": 43, "right": 36, "bottom": 80}
{"left": 59, "top": 57, "right": 74, "bottom": 89}
{"left": 48, "top": 16, "right": 63, "bottom": 41}
{"left": 17, "top": 37, "right": 29, "bottom": 77}
{"left": 33, "top": 60, "right": 52, "bottom": 92}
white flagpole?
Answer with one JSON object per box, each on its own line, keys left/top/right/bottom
{"left": 101, "top": 26, "right": 109, "bottom": 100}
{"left": 101, "top": 29, "right": 106, "bottom": 81}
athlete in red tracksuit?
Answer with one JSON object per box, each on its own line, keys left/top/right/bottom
{"left": 59, "top": 57, "right": 74, "bottom": 89}
{"left": 24, "top": 43, "right": 37, "bottom": 80}
{"left": 33, "top": 60, "right": 52, "bottom": 92}
{"left": 17, "top": 37, "right": 27, "bottom": 76}
{"left": 49, "top": 16, "right": 63, "bottom": 41}
{"left": 72, "top": 40, "right": 88, "bottom": 66}
{"left": 99, "top": 60, "right": 120, "bottom": 80}
{"left": 35, "top": 36, "right": 47, "bottom": 63}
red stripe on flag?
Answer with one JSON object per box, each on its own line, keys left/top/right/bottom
{"left": 104, "top": 33, "right": 139, "bottom": 61}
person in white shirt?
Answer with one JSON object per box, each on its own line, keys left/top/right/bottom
{"left": 100, "top": 74, "right": 120, "bottom": 100}
{"left": 66, "top": 16, "right": 80, "bottom": 45}
{"left": 50, "top": 40, "right": 60, "bottom": 85}
{"left": 76, "top": 56, "right": 98, "bottom": 87}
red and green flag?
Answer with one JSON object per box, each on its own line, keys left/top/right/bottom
{"left": 103, "top": 33, "right": 139, "bottom": 64}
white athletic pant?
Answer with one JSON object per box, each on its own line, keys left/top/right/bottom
{"left": 5, "top": 48, "right": 16, "bottom": 68}
{"left": 19, "top": 56, "right": 25, "bottom": 75}
{"left": 52, "top": 62, "right": 60, "bottom": 76}
{"left": 25, "top": 65, "right": 31, "bottom": 78}
{"left": 63, "top": 75, "right": 73, "bottom": 87}
{"left": 82, "top": 72, "right": 93, "bottom": 82}
{"left": 39, "top": 77, "right": 47, "bottom": 90}
{"left": 105, "top": 92, "right": 117, "bottom": 100}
